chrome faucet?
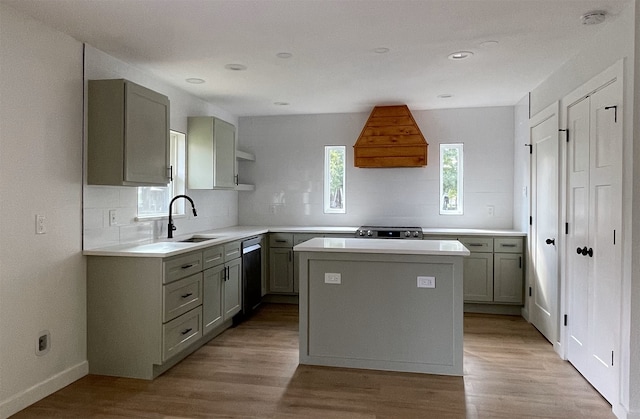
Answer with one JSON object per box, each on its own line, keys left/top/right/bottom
{"left": 168, "top": 195, "right": 197, "bottom": 239}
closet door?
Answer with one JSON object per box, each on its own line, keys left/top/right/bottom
{"left": 565, "top": 73, "right": 622, "bottom": 404}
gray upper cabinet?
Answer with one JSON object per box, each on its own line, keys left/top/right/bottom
{"left": 187, "top": 116, "right": 236, "bottom": 189}
{"left": 88, "top": 79, "right": 170, "bottom": 186}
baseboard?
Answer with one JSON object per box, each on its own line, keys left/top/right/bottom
{"left": 0, "top": 360, "right": 88, "bottom": 418}
{"left": 464, "top": 303, "right": 523, "bottom": 316}
{"left": 614, "top": 403, "right": 640, "bottom": 419}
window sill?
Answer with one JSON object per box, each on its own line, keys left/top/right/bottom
{"left": 135, "top": 213, "right": 186, "bottom": 222}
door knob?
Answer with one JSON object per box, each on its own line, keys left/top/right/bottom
{"left": 546, "top": 238, "right": 555, "bottom": 245}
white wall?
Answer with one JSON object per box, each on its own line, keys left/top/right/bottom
{"left": 237, "top": 106, "right": 515, "bottom": 229}
{"left": 0, "top": 5, "right": 87, "bottom": 417}
{"left": 529, "top": 2, "right": 637, "bottom": 417}
{"left": 83, "top": 46, "right": 239, "bottom": 249}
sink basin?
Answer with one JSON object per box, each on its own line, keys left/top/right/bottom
{"left": 179, "top": 236, "right": 217, "bottom": 243}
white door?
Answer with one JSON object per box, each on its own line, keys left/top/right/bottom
{"left": 565, "top": 75, "right": 622, "bottom": 404}
{"left": 529, "top": 103, "right": 559, "bottom": 345}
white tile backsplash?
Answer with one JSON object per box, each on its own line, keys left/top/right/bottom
{"left": 237, "top": 107, "right": 515, "bottom": 228}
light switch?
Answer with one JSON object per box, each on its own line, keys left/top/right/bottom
{"left": 324, "top": 273, "right": 341, "bottom": 284}
{"left": 417, "top": 276, "right": 436, "bottom": 288}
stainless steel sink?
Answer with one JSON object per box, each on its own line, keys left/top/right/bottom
{"left": 179, "top": 236, "right": 217, "bottom": 243}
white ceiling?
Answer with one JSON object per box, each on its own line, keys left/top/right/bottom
{"left": 2, "top": 0, "right": 631, "bottom": 117}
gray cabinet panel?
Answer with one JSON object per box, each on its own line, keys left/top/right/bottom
{"left": 494, "top": 253, "right": 524, "bottom": 303}
{"left": 224, "top": 257, "right": 242, "bottom": 319}
{"left": 187, "top": 116, "right": 236, "bottom": 189}
{"left": 203, "top": 265, "right": 224, "bottom": 334}
{"left": 463, "top": 253, "right": 494, "bottom": 302}
{"left": 269, "top": 248, "right": 293, "bottom": 293}
{"left": 88, "top": 79, "right": 170, "bottom": 186}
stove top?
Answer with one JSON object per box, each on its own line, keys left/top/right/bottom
{"left": 356, "top": 226, "right": 423, "bottom": 239}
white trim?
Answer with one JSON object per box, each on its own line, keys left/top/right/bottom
{"left": 0, "top": 361, "right": 88, "bottom": 418}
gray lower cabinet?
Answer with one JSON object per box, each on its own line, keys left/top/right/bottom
{"left": 88, "top": 79, "right": 170, "bottom": 186}
{"left": 268, "top": 233, "right": 329, "bottom": 294}
{"left": 202, "top": 242, "right": 242, "bottom": 334}
{"left": 87, "top": 240, "right": 242, "bottom": 380}
{"left": 431, "top": 235, "right": 524, "bottom": 305}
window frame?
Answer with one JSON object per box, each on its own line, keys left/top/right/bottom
{"left": 323, "top": 145, "right": 346, "bottom": 214}
{"left": 136, "top": 130, "right": 186, "bottom": 220}
{"left": 439, "top": 143, "right": 464, "bottom": 215}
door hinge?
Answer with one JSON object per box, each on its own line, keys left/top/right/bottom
{"left": 559, "top": 129, "right": 569, "bottom": 142}
{"left": 525, "top": 144, "right": 533, "bottom": 154}
{"left": 605, "top": 105, "right": 618, "bottom": 123}
{"left": 564, "top": 314, "right": 568, "bottom": 326}
{"left": 565, "top": 223, "right": 569, "bottom": 235}
{"left": 529, "top": 286, "right": 532, "bottom": 297}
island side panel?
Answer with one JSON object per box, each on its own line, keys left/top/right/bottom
{"left": 298, "top": 252, "right": 463, "bottom": 376}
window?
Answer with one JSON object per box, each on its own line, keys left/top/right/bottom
{"left": 137, "top": 130, "right": 186, "bottom": 218}
{"left": 440, "top": 143, "right": 463, "bottom": 215}
{"left": 324, "top": 146, "right": 346, "bottom": 214}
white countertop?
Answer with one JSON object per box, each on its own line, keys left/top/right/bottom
{"left": 83, "top": 225, "right": 522, "bottom": 258}
{"left": 294, "top": 237, "right": 471, "bottom": 256}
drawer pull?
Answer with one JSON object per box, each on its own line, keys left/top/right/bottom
{"left": 181, "top": 264, "right": 193, "bottom": 269}
{"left": 181, "top": 293, "right": 193, "bottom": 299}
{"left": 181, "top": 328, "right": 193, "bottom": 335}
{"left": 501, "top": 244, "right": 517, "bottom": 248}
{"left": 468, "top": 243, "right": 484, "bottom": 247}
{"left": 275, "top": 239, "right": 288, "bottom": 243}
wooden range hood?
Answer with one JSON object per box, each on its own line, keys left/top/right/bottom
{"left": 353, "top": 105, "right": 428, "bottom": 168}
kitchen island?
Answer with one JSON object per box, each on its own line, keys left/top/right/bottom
{"left": 294, "top": 237, "right": 470, "bottom": 376}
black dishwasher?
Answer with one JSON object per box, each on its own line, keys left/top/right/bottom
{"left": 239, "top": 236, "right": 262, "bottom": 322}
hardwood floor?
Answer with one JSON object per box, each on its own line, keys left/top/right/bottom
{"left": 12, "top": 304, "right": 613, "bottom": 418}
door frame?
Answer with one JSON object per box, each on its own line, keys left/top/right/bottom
{"left": 528, "top": 101, "right": 561, "bottom": 356}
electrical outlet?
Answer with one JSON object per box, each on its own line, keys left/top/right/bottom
{"left": 324, "top": 273, "right": 341, "bottom": 284}
{"left": 487, "top": 205, "right": 495, "bottom": 217}
{"left": 109, "top": 209, "right": 117, "bottom": 226}
{"left": 36, "top": 330, "right": 50, "bottom": 356}
{"left": 417, "top": 276, "right": 436, "bottom": 288}
{"left": 36, "top": 214, "right": 46, "bottom": 234}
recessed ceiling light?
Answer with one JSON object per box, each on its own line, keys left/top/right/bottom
{"left": 437, "top": 94, "right": 453, "bottom": 99}
{"left": 581, "top": 10, "right": 606, "bottom": 25}
{"left": 448, "top": 51, "right": 474, "bottom": 61}
{"left": 274, "top": 102, "right": 290, "bottom": 106}
{"left": 185, "top": 78, "right": 205, "bottom": 84}
{"left": 373, "top": 47, "right": 390, "bottom": 54}
{"left": 480, "top": 40, "right": 499, "bottom": 48}
{"left": 224, "top": 63, "right": 247, "bottom": 71}
{"left": 276, "top": 52, "right": 293, "bottom": 59}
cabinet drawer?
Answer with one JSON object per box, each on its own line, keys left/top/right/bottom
{"left": 224, "top": 241, "right": 241, "bottom": 262}
{"left": 269, "top": 233, "right": 293, "bottom": 248}
{"left": 163, "top": 273, "right": 202, "bottom": 322}
{"left": 163, "top": 251, "right": 203, "bottom": 284}
{"left": 162, "top": 307, "right": 202, "bottom": 361}
{"left": 459, "top": 237, "right": 494, "bottom": 252}
{"left": 203, "top": 245, "right": 224, "bottom": 269}
{"left": 494, "top": 238, "right": 523, "bottom": 253}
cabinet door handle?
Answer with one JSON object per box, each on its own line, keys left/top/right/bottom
{"left": 181, "top": 264, "right": 193, "bottom": 269}
{"left": 168, "top": 165, "right": 173, "bottom": 182}
{"left": 545, "top": 239, "right": 555, "bottom": 245}
{"left": 577, "top": 247, "right": 584, "bottom": 255}
{"left": 181, "top": 328, "right": 193, "bottom": 335}
{"left": 587, "top": 247, "right": 594, "bottom": 257}
{"left": 181, "top": 292, "right": 193, "bottom": 299}
{"left": 519, "top": 256, "right": 522, "bottom": 269}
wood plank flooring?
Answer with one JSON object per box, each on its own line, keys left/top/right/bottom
{"left": 12, "top": 303, "right": 614, "bottom": 418}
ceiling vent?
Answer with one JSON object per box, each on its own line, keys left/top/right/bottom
{"left": 354, "top": 105, "right": 428, "bottom": 168}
